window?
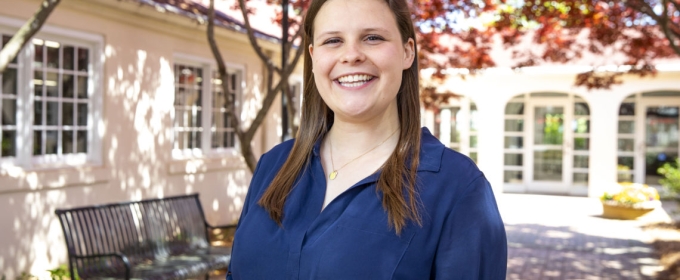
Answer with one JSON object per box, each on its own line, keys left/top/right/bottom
{"left": 1, "top": 35, "right": 18, "bottom": 158}
{"left": 172, "top": 61, "right": 242, "bottom": 156}
{"left": 32, "top": 38, "right": 90, "bottom": 156}
{"left": 0, "top": 24, "right": 102, "bottom": 169}
{"left": 211, "top": 69, "right": 239, "bottom": 149}
{"left": 174, "top": 64, "right": 203, "bottom": 151}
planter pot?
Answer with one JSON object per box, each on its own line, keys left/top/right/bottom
{"left": 601, "top": 202, "right": 655, "bottom": 220}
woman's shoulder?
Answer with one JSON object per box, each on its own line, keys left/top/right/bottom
{"left": 419, "top": 128, "right": 483, "bottom": 180}
{"left": 259, "top": 139, "right": 296, "bottom": 165}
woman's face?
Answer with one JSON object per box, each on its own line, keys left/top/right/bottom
{"left": 309, "top": 0, "right": 414, "bottom": 123}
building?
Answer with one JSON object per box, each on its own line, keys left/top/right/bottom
{"left": 0, "top": 0, "right": 301, "bottom": 277}
{"left": 422, "top": 64, "right": 680, "bottom": 197}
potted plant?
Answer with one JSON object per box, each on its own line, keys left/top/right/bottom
{"left": 600, "top": 183, "right": 661, "bottom": 220}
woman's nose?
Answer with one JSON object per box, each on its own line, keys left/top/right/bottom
{"left": 340, "top": 43, "right": 366, "bottom": 64}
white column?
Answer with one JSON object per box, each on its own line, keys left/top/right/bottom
{"left": 475, "top": 98, "right": 506, "bottom": 196}
{"left": 587, "top": 93, "right": 620, "bottom": 197}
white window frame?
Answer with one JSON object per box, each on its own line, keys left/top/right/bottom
{"left": 171, "top": 53, "right": 244, "bottom": 160}
{"left": 0, "top": 16, "right": 103, "bottom": 170}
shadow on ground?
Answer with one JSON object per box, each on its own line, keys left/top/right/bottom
{"left": 506, "top": 223, "right": 657, "bottom": 280}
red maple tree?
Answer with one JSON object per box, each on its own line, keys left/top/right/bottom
{"left": 265, "top": 0, "right": 678, "bottom": 109}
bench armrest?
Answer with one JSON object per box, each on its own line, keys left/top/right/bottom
{"left": 72, "top": 252, "right": 132, "bottom": 279}
{"left": 206, "top": 223, "right": 238, "bottom": 231}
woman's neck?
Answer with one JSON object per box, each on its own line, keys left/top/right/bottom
{"left": 327, "top": 111, "right": 400, "bottom": 155}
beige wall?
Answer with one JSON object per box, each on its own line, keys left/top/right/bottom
{"left": 0, "top": 0, "right": 298, "bottom": 277}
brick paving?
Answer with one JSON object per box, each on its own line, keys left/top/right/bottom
{"left": 500, "top": 193, "right": 671, "bottom": 280}
{"left": 208, "top": 193, "right": 672, "bottom": 280}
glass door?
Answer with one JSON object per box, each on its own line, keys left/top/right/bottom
{"left": 527, "top": 100, "right": 571, "bottom": 193}
{"left": 642, "top": 106, "right": 679, "bottom": 185}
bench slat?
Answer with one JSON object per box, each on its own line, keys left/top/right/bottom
{"left": 55, "top": 194, "right": 232, "bottom": 280}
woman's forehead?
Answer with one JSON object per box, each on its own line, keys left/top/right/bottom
{"left": 313, "top": 0, "right": 397, "bottom": 34}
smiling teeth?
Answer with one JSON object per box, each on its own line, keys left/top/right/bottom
{"left": 337, "top": 74, "right": 373, "bottom": 87}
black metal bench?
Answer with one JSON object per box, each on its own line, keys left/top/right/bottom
{"left": 55, "top": 193, "right": 236, "bottom": 280}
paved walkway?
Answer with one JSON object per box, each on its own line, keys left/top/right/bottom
{"left": 500, "top": 193, "right": 672, "bottom": 280}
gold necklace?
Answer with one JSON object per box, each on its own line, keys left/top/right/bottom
{"left": 328, "top": 128, "right": 399, "bottom": 180}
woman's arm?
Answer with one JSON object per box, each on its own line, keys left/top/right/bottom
{"left": 227, "top": 153, "right": 268, "bottom": 280}
{"left": 432, "top": 176, "right": 507, "bottom": 280}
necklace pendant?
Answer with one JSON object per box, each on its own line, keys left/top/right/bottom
{"left": 329, "top": 170, "right": 338, "bottom": 180}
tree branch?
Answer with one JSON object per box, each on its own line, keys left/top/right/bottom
{"left": 660, "top": 0, "right": 680, "bottom": 55}
{"left": 246, "top": 64, "right": 277, "bottom": 139}
{"left": 0, "top": 0, "right": 61, "bottom": 74}
{"left": 238, "top": 0, "right": 281, "bottom": 73}
{"left": 284, "top": 23, "right": 304, "bottom": 64}
{"left": 208, "top": 0, "right": 258, "bottom": 170}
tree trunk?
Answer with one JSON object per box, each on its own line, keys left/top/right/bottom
{"left": 0, "top": 0, "right": 61, "bottom": 74}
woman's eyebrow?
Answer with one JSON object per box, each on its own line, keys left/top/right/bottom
{"left": 316, "top": 27, "right": 390, "bottom": 38}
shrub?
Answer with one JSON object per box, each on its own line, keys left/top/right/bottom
{"left": 658, "top": 158, "right": 680, "bottom": 197}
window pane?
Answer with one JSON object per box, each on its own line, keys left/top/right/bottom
{"left": 63, "top": 130, "right": 73, "bottom": 154}
{"left": 618, "top": 156, "right": 634, "bottom": 169}
{"left": 77, "top": 48, "right": 88, "bottom": 72}
{"left": 46, "top": 43, "right": 60, "bottom": 69}
{"left": 574, "top": 155, "right": 589, "bottom": 168}
{"left": 46, "top": 101, "right": 59, "bottom": 126}
{"left": 2, "top": 36, "right": 17, "bottom": 64}
{"left": 504, "top": 136, "right": 523, "bottom": 149}
{"left": 573, "top": 173, "right": 588, "bottom": 185}
{"left": 63, "top": 74, "right": 74, "bottom": 98}
{"left": 1, "top": 130, "right": 16, "bottom": 157}
{"left": 504, "top": 119, "right": 523, "bottom": 132}
{"left": 470, "top": 135, "right": 477, "bottom": 148}
{"left": 34, "top": 71, "right": 43, "bottom": 96}
{"left": 63, "top": 46, "right": 75, "bottom": 70}
{"left": 505, "top": 102, "right": 524, "bottom": 115}
{"left": 575, "top": 102, "right": 590, "bottom": 115}
{"left": 574, "top": 137, "right": 589, "bottom": 150}
{"left": 470, "top": 103, "right": 478, "bottom": 132}
{"left": 504, "top": 153, "right": 523, "bottom": 166}
{"left": 646, "top": 106, "right": 679, "bottom": 149}
{"left": 46, "top": 72, "right": 58, "bottom": 97}
{"left": 34, "top": 100, "right": 43, "bottom": 125}
{"left": 534, "top": 150, "right": 563, "bottom": 181}
{"left": 2, "top": 68, "right": 17, "bottom": 94}
{"left": 469, "top": 152, "right": 477, "bottom": 162}
{"left": 619, "top": 102, "right": 635, "bottom": 116}
{"left": 618, "top": 171, "right": 633, "bottom": 183}
{"left": 76, "top": 130, "right": 87, "bottom": 153}
{"left": 63, "top": 102, "right": 74, "bottom": 126}
{"left": 33, "top": 131, "right": 42, "bottom": 155}
{"left": 504, "top": 171, "right": 523, "bottom": 183}
{"left": 77, "top": 76, "right": 88, "bottom": 99}
{"left": 618, "top": 120, "right": 634, "bottom": 134}
{"left": 534, "top": 106, "right": 563, "bottom": 145}
{"left": 572, "top": 117, "right": 589, "bottom": 133}
{"left": 45, "top": 130, "right": 58, "bottom": 154}
{"left": 77, "top": 104, "right": 88, "bottom": 126}
{"left": 2, "top": 98, "right": 16, "bottom": 125}
{"left": 618, "top": 139, "right": 634, "bottom": 152}
{"left": 174, "top": 109, "right": 185, "bottom": 127}
{"left": 34, "top": 43, "right": 44, "bottom": 67}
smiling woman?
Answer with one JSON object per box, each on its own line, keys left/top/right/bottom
{"left": 227, "top": 0, "right": 507, "bottom": 279}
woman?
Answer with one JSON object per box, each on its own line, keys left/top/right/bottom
{"left": 228, "top": 0, "right": 507, "bottom": 278}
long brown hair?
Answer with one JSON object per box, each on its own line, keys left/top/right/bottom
{"left": 258, "top": 0, "right": 421, "bottom": 234}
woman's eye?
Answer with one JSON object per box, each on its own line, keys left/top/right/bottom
{"left": 323, "top": 38, "right": 341, "bottom": 45}
{"left": 366, "top": 35, "right": 384, "bottom": 42}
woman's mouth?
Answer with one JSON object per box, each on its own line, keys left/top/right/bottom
{"left": 335, "top": 74, "right": 376, "bottom": 88}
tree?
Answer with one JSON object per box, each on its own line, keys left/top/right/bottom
{"left": 206, "top": 0, "right": 306, "bottom": 171}
{"left": 414, "top": 0, "right": 679, "bottom": 92}
{"left": 0, "top": 0, "right": 61, "bottom": 74}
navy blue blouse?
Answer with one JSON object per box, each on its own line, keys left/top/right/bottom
{"left": 228, "top": 128, "right": 507, "bottom": 279}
